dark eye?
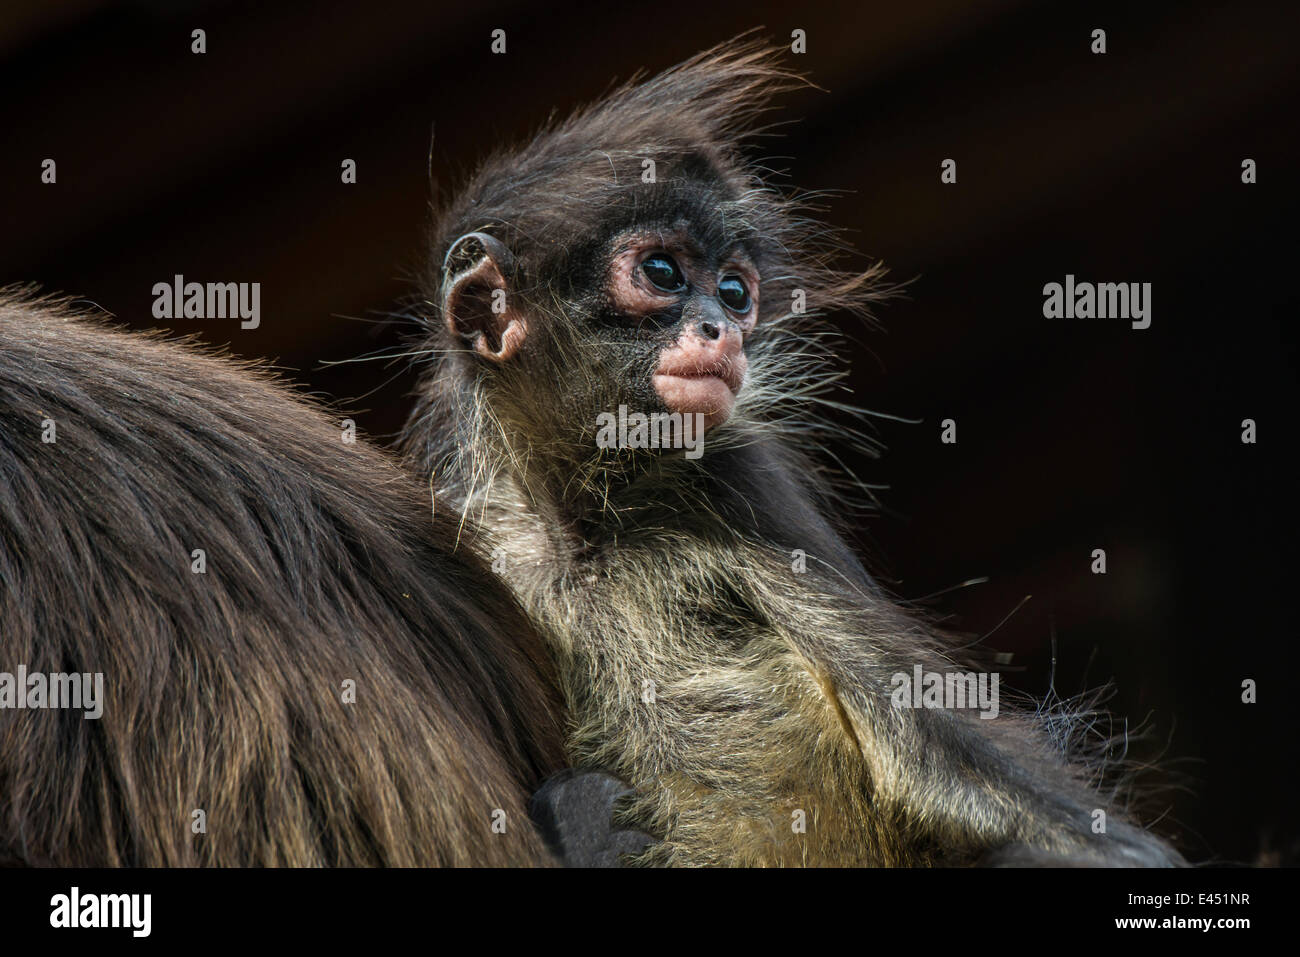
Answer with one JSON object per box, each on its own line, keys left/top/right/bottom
{"left": 717, "top": 275, "right": 750, "bottom": 313}
{"left": 641, "top": 254, "right": 686, "bottom": 292}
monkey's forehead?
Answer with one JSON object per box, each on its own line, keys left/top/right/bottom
{"left": 433, "top": 143, "right": 795, "bottom": 292}
{"left": 596, "top": 179, "right": 758, "bottom": 246}
{"left": 513, "top": 179, "right": 775, "bottom": 271}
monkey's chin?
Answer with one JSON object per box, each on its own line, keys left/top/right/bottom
{"left": 652, "top": 374, "right": 736, "bottom": 430}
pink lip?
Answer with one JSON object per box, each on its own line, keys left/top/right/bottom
{"left": 653, "top": 355, "right": 746, "bottom": 393}
{"left": 651, "top": 355, "right": 746, "bottom": 428}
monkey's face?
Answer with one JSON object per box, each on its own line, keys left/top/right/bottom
{"left": 602, "top": 228, "right": 757, "bottom": 431}
{"left": 440, "top": 219, "right": 762, "bottom": 459}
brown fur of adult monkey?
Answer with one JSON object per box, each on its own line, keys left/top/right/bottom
{"left": 405, "top": 42, "right": 1185, "bottom": 866}
{"left": 0, "top": 291, "right": 567, "bottom": 866}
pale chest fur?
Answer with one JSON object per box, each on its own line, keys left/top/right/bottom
{"left": 532, "top": 555, "right": 898, "bottom": 866}
{"left": 479, "top": 491, "right": 907, "bottom": 865}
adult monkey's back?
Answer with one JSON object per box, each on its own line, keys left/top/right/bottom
{"left": 0, "top": 291, "right": 565, "bottom": 866}
{"left": 406, "top": 41, "right": 1186, "bottom": 866}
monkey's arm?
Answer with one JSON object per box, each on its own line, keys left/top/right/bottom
{"left": 756, "top": 559, "right": 1183, "bottom": 867}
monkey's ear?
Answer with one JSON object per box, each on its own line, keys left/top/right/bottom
{"left": 441, "top": 232, "right": 527, "bottom": 363}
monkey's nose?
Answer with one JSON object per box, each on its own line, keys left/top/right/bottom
{"left": 699, "top": 321, "right": 721, "bottom": 340}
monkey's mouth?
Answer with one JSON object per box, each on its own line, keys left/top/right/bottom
{"left": 651, "top": 355, "right": 746, "bottom": 428}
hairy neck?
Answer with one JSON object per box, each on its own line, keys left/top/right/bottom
{"left": 497, "top": 432, "right": 871, "bottom": 585}
{"left": 406, "top": 372, "right": 873, "bottom": 586}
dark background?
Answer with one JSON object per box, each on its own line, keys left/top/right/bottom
{"left": 2, "top": 0, "right": 1296, "bottom": 865}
